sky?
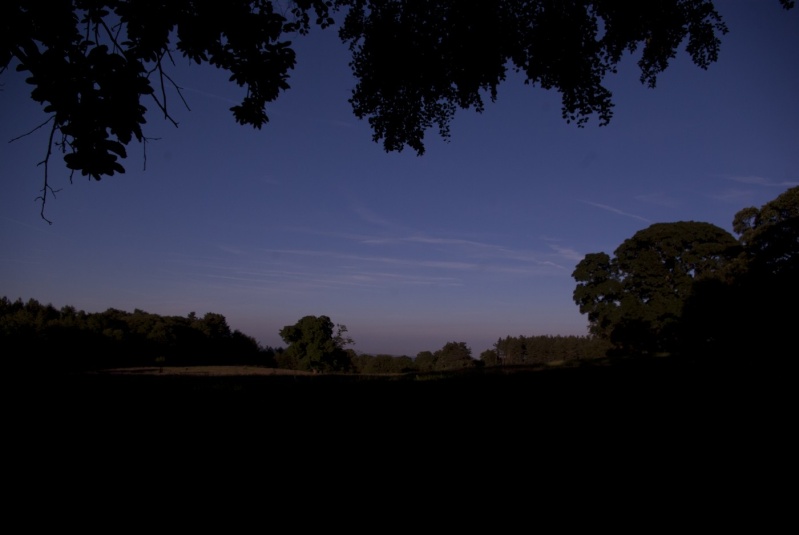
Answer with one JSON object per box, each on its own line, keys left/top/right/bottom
{"left": 1, "top": 1, "right": 798, "bottom": 357}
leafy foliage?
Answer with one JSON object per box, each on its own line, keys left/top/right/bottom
{"left": 573, "top": 187, "right": 799, "bottom": 359}
{"left": 573, "top": 221, "right": 740, "bottom": 355}
{"left": 339, "top": 0, "right": 730, "bottom": 154}
{"left": 724, "top": 186, "right": 799, "bottom": 356}
{"left": 433, "top": 341, "right": 476, "bottom": 371}
{"left": 6, "top": 1, "right": 792, "bottom": 221}
{"left": 732, "top": 186, "right": 799, "bottom": 279}
{"left": 0, "top": 297, "right": 272, "bottom": 372}
{"left": 279, "top": 315, "right": 354, "bottom": 372}
{"left": 491, "top": 334, "right": 608, "bottom": 365}
{"left": 2, "top": 0, "right": 334, "bottom": 220}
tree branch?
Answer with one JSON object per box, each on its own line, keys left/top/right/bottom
{"left": 146, "top": 50, "right": 191, "bottom": 128}
{"left": 141, "top": 136, "right": 162, "bottom": 172}
{"left": 34, "top": 120, "right": 62, "bottom": 225}
{"left": 8, "top": 116, "right": 55, "bottom": 143}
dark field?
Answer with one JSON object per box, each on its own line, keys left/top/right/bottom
{"left": 8, "top": 354, "right": 791, "bottom": 509}
{"left": 18, "top": 355, "right": 788, "bottom": 431}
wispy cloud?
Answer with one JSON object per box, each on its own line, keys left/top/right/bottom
{"left": 402, "top": 235, "right": 575, "bottom": 269}
{"left": 709, "top": 175, "right": 798, "bottom": 204}
{"left": 156, "top": 219, "right": 585, "bottom": 304}
{"left": 579, "top": 200, "right": 652, "bottom": 223}
{"left": 725, "top": 175, "right": 799, "bottom": 188}
{"left": 710, "top": 188, "right": 759, "bottom": 204}
{"left": 546, "top": 243, "right": 584, "bottom": 262}
{"left": 258, "top": 248, "right": 480, "bottom": 272}
{"left": 403, "top": 236, "right": 486, "bottom": 246}
{"left": 351, "top": 204, "right": 401, "bottom": 230}
{"left": 159, "top": 250, "right": 469, "bottom": 294}
{"left": 289, "top": 225, "right": 570, "bottom": 267}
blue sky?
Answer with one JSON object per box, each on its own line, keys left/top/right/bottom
{"left": 2, "top": 1, "right": 797, "bottom": 357}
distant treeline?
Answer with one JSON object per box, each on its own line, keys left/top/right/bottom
{"left": 353, "top": 336, "right": 604, "bottom": 375}
{"left": 481, "top": 335, "right": 610, "bottom": 366}
{"left": 2, "top": 297, "right": 601, "bottom": 374}
{"left": 1, "top": 297, "right": 273, "bottom": 372}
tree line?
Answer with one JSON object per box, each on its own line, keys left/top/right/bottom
{"left": 481, "top": 335, "right": 610, "bottom": 367}
{"left": 1, "top": 300, "right": 600, "bottom": 374}
{"left": 1, "top": 299, "right": 271, "bottom": 372}
{"left": 7, "top": 186, "right": 793, "bottom": 373}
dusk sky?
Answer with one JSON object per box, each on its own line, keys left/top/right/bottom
{"left": 2, "top": 1, "right": 797, "bottom": 357}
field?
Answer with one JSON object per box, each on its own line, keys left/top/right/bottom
{"left": 24, "top": 353, "right": 778, "bottom": 425}
{"left": 90, "top": 365, "right": 321, "bottom": 376}
{"left": 9, "top": 354, "right": 791, "bottom": 500}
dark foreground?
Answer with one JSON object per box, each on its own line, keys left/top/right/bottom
{"left": 15, "top": 355, "right": 790, "bottom": 431}
{"left": 7, "top": 354, "right": 793, "bottom": 517}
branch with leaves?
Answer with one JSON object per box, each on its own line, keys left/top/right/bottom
{"left": 2, "top": 1, "right": 793, "bottom": 222}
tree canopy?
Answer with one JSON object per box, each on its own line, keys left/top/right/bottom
{"left": 732, "top": 185, "right": 799, "bottom": 280}
{"left": 573, "top": 221, "right": 740, "bottom": 355}
{"left": 573, "top": 186, "right": 799, "bottom": 358}
{"left": 724, "top": 186, "right": 799, "bottom": 356}
{"left": 0, "top": 297, "right": 271, "bottom": 371}
{"left": 279, "top": 315, "right": 353, "bottom": 372}
{"left": 3, "top": 1, "right": 793, "bottom": 220}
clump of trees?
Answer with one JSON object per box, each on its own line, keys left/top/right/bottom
{"left": 0, "top": 299, "right": 274, "bottom": 372}
{"left": 276, "top": 318, "right": 485, "bottom": 374}
{"left": 572, "top": 186, "right": 798, "bottom": 360}
{"left": 480, "top": 335, "right": 609, "bottom": 367}
{"left": 0, "top": 303, "right": 461, "bottom": 373}
{"left": 277, "top": 315, "right": 354, "bottom": 373}
{"left": 414, "top": 342, "right": 479, "bottom": 373}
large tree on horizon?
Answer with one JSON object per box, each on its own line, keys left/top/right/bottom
{"left": 572, "top": 221, "right": 741, "bottom": 355}
{"left": 279, "top": 315, "right": 353, "bottom": 372}
{"left": 573, "top": 186, "right": 799, "bottom": 359}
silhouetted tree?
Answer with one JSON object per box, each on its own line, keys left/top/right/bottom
{"left": 279, "top": 315, "right": 353, "bottom": 372}
{"left": 573, "top": 221, "right": 740, "bottom": 355}
{"left": 727, "top": 186, "right": 797, "bottom": 358}
{"left": 433, "top": 341, "right": 476, "bottom": 371}
{"left": 414, "top": 351, "right": 436, "bottom": 373}
{"left": 480, "top": 349, "right": 500, "bottom": 367}
{"left": 733, "top": 186, "right": 799, "bottom": 280}
{"left": 678, "top": 189, "right": 797, "bottom": 360}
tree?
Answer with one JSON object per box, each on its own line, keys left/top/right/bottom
{"left": 732, "top": 185, "right": 799, "bottom": 280}
{"left": 278, "top": 315, "right": 353, "bottom": 372}
{"left": 4, "top": 1, "right": 793, "bottom": 221}
{"left": 433, "top": 341, "right": 476, "bottom": 371}
{"left": 479, "top": 348, "right": 500, "bottom": 367}
{"left": 495, "top": 335, "right": 528, "bottom": 365}
{"left": 723, "top": 186, "right": 799, "bottom": 357}
{"left": 573, "top": 221, "right": 740, "bottom": 355}
{"left": 414, "top": 350, "right": 436, "bottom": 373}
